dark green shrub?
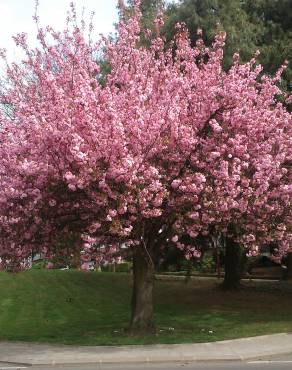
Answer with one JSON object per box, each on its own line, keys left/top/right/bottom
{"left": 31, "top": 260, "right": 45, "bottom": 269}
{"left": 101, "top": 262, "right": 132, "bottom": 273}
{"left": 115, "top": 262, "right": 132, "bottom": 273}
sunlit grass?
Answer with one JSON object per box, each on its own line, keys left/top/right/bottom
{"left": 0, "top": 269, "right": 291, "bottom": 345}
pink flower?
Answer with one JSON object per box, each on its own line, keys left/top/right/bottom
{"left": 46, "top": 262, "right": 54, "bottom": 269}
{"left": 109, "top": 209, "right": 117, "bottom": 217}
{"left": 172, "top": 235, "right": 179, "bottom": 243}
{"left": 49, "top": 199, "right": 56, "bottom": 207}
{"left": 88, "top": 222, "right": 101, "bottom": 233}
{"left": 171, "top": 179, "right": 182, "bottom": 189}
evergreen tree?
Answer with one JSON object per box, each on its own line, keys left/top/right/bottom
{"left": 164, "top": 0, "right": 292, "bottom": 90}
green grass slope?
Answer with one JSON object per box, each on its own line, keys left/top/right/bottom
{"left": 0, "top": 270, "right": 292, "bottom": 345}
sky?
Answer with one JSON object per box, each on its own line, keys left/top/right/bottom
{"left": 0, "top": 0, "right": 119, "bottom": 62}
{"left": 0, "top": 0, "right": 177, "bottom": 67}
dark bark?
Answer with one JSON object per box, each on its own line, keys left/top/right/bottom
{"left": 70, "top": 239, "right": 81, "bottom": 269}
{"left": 216, "top": 246, "right": 221, "bottom": 278}
{"left": 130, "top": 245, "right": 155, "bottom": 333}
{"left": 222, "top": 237, "right": 243, "bottom": 290}
{"left": 286, "top": 252, "right": 292, "bottom": 280}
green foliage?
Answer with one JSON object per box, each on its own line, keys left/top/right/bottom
{"left": 126, "top": 0, "right": 164, "bottom": 30}
{"left": 31, "top": 260, "right": 46, "bottom": 270}
{"left": 198, "top": 253, "right": 216, "bottom": 273}
{"left": 101, "top": 262, "right": 132, "bottom": 273}
{"left": 243, "top": 0, "right": 292, "bottom": 91}
{"left": 164, "top": 0, "right": 292, "bottom": 90}
{"left": 98, "top": 59, "right": 111, "bottom": 87}
{"left": 159, "top": 246, "right": 186, "bottom": 272}
{"left": 115, "top": 262, "right": 132, "bottom": 273}
{"left": 164, "top": 0, "right": 261, "bottom": 68}
{"left": 50, "top": 255, "right": 70, "bottom": 269}
{"left": 100, "top": 264, "right": 114, "bottom": 272}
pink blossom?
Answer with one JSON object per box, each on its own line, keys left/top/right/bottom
{"left": 0, "top": 2, "right": 290, "bottom": 271}
{"left": 172, "top": 235, "right": 179, "bottom": 243}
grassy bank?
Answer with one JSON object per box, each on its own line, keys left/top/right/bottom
{"left": 0, "top": 269, "right": 291, "bottom": 345}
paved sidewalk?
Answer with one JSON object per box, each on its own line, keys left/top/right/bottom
{"left": 0, "top": 333, "right": 292, "bottom": 366}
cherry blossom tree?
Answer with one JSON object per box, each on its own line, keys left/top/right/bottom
{"left": 0, "top": 1, "right": 291, "bottom": 332}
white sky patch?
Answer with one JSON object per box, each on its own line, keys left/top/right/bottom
{"left": 0, "top": 0, "right": 119, "bottom": 63}
{"left": 0, "top": 0, "right": 178, "bottom": 67}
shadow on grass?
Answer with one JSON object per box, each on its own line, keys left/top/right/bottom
{"left": 0, "top": 270, "right": 291, "bottom": 345}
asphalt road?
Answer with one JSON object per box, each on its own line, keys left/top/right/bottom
{"left": 2, "top": 354, "right": 292, "bottom": 370}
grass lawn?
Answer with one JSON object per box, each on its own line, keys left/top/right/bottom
{"left": 0, "top": 269, "right": 292, "bottom": 345}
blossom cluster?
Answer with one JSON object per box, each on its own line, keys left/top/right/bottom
{"left": 0, "top": 0, "right": 291, "bottom": 270}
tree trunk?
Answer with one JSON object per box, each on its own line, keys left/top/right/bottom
{"left": 286, "top": 252, "right": 292, "bottom": 280}
{"left": 216, "top": 246, "right": 221, "bottom": 279}
{"left": 222, "top": 237, "right": 242, "bottom": 290}
{"left": 69, "top": 234, "right": 82, "bottom": 269}
{"left": 130, "top": 245, "right": 155, "bottom": 333}
{"left": 71, "top": 244, "right": 81, "bottom": 269}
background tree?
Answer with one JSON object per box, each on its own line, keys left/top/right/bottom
{"left": 164, "top": 0, "right": 262, "bottom": 68}
{"left": 164, "top": 0, "right": 292, "bottom": 90}
{"left": 0, "top": 1, "right": 291, "bottom": 333}
{"left": 126, "top": 0, "right": 164, "bottom": 29}
{"left": 243, "top": 0, "right": 292, "bottom": 92}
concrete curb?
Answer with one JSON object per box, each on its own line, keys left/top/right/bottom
{"left": 0, "top": 333, "right": 292, "bottom": 366}
{"left": 155, "top": 274, "right": 281, "bottom": 282}
{"left": 0, "top": 361, "right": 32, "bottom": 367}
